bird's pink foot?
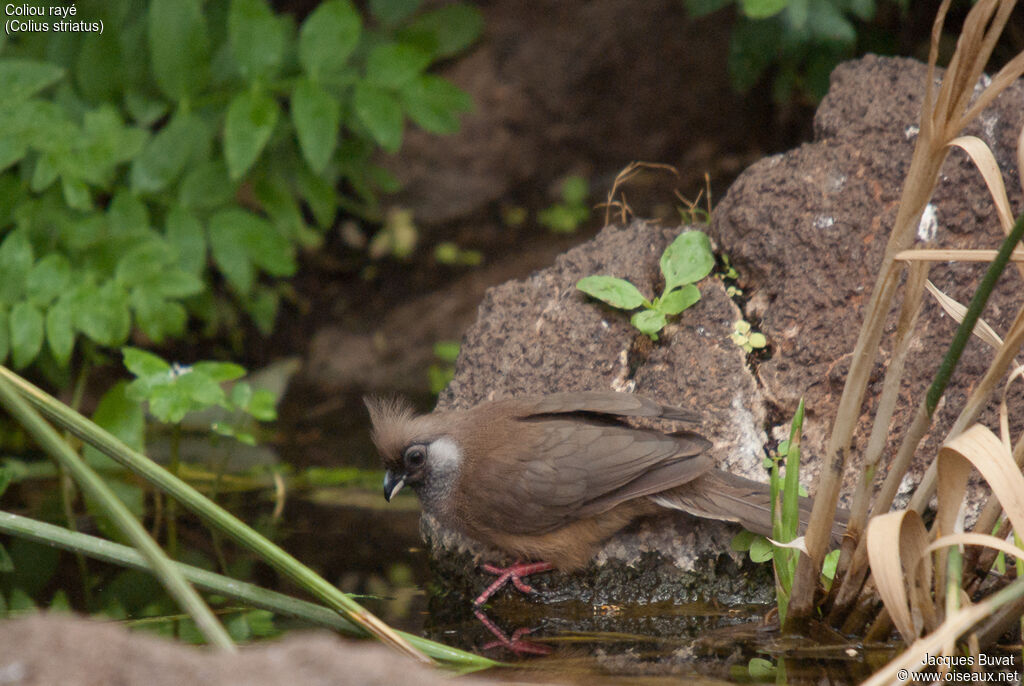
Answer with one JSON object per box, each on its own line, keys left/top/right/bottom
{"left": 474, "top": 609, "right": 552, "bottom": 656}
{"left": 473, "top": 561, "right": 554, "bottom": 606}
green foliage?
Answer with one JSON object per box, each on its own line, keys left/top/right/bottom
{"left": 0, "top": 0, "right": 481, "bottom": 370}
{"left": 577, "top": 230, "right": 714, "bottom": 340}
{"left": 730, "top": 400, "right": 840, "bottom": 624}
{"left": 538, "top": 175, "right": 591, "bottom": 233}
{"left": 685, "top": 0, "right": 899, "bottom": 100}
{"left": 123, "top": 347, "right": 276, "bottom": 444}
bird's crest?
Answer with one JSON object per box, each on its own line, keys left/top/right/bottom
{"left": 364, "top": 395, "right": 418, "bottom": 466}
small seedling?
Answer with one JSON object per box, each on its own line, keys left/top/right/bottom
{"left": 434, "top": 242, "right": 482, "bottom": 266}
{"left": 731, "top": 319, "right": 767, "bottom": 352}
{"left": 576, "top": 230, "right": 715, "bottom": 340}
{"left": 369, "top": 208, "right": 418, "bottom": 259}
{"left": 538, "top": 175, "right": 590, "bottom": 233}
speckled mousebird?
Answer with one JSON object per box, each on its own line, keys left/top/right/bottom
{"left": 366, "top": 391, "right": 840, "bottom": 605}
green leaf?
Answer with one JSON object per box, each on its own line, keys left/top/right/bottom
{"left": 576, "top": 276, "right": 646, "bottom": 310}
{"left": 402, "top": 4, "right": 482, "bottom": 58}
{"left": 244, "top": 286, "right": 279, "bottom": 335}
{"left": 26, "top": 254, "right": 72, "bottom": 307}
{"left": 400, "top": 75, "right": 471, "bottom": 134}
{"left": 748, "top": 657, "right": 778, "bottom": 679}
{"left": 224, "top": 89, "right": 279, "bottom": 180}
{"left": 369, "top": 0, "right": 422, "bottom": 26}
{"left": 73, "top": 282, "right": 131, "bottom": 347}
{"left": 84, "top": 381, "right": 145, "bottom": 469}
{"left": 0, "top": 137, "right": 27, "bottom": 172}
{"left": 751, "top": 535, "right": 776, "bottom": 562}
{"left": 731, "top": 530, "right": 757, "bottom": 552}
{"left": 561, "top": 175, "right": 589, "bottom": 204}
{"left": 131, "top": 288, "right": 186, "bottom": 343}
{"left": 193, "top": 361, "right": 246, "bottom": 383}
{"left": 295, "top": 163, "right": 338, "bottom": 228}
{"left": 209, "top": 209, "right": 296, "bottom": 295}
{"left": 631, "top": 309, "right": 666, "bottom": 338}
{"left": 298, "top": 0, "right": 361, "bottom": 78}
{"left": 131, "top": 112, "right": 207, "bottom": 193}
{"left": 0, "top": 307, "right": 8, "bottom": 364}
{"left": 149, "top": 0, "right": 210, "bottom": 101}
{"left": 291, "top": 79, "right": 340, "bottom": 173}
{"left": 229, "top": 0, "right": 285, "bottom": 81}
{"left": 0, "top": 59, "right": 65, "bottom": 104}
{"left": 658, "top": 284, "right": 701, "bottom": 315}
{"left": 115, "top": 240, "right": 175, "bottom": 287}
{"left": 353, "top": 82, "right": 404, "bottom": 152}
{"left": 107, "top": 190, "right": 151, "bottom": 236}
{"left": 365, "top": 42, "right": 432, "bottom": 89}
{"left": 728, "top": 16, "right": 782, "bottom": 93}
{"left": 0, "top": 230, "right": 33, "bottom": 304}
{"left": 660, "top": 230, "right": 715, "bottom": 292}
{"left": 123, "top": 346, "right": 171, "bottom": 378}
{"left": 805, "top": 0, "right": 856, "bottom": 44}
{"left": 253, "top": 172, "right": 311, "bottom": 245}
{"left": 165, "top": 206, "right": 207, "bottom": 275}
{"left": 45, "top": 298, "right": 75, "bottom": 367}
{"left": 178, "top": 159, "right": 235, "bottom": 210}
{"left": 740, "top": 0, "right": 789, "bottom": 18}
{"left": 61, "top": 176, "right": 92, "bottom": 211}
{"left": 849, "top": 0, "right": 875, "bottom": 21}
{"left": 30, "top": 153, "right": 60, "bottom": 192}
{"left": 785, "top": 0, "right": 809, "bottom": 29}
{"left": 9, "top": 302, "right": 44, "bottom": 369}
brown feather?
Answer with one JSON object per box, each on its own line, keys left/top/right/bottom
{"left": 365, "top": 392, "right": 846, "bottom": 571}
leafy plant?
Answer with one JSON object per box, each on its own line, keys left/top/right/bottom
{"left": 538, "top": 175, "right": 590, "bottom": 233}
{"left": 0, "top": 0, "right": 481, "bottom": 368}
{"left": 123, "top": 347, "right": 275, "bottom": 445}
{"left": 730, "top": 319, "right": 767, "bottom": 352}
{"left": 684, "top": 0, "right": 903, "bottom": 100}
{"left": 576, "top": 229, "right": 715, "bottom": 340}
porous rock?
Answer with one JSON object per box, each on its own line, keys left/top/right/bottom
{"left": 710, "top": 55, "right": 1024, "bottom": 501}
{"left": 431, "top": 219, "right": 773, "bottom": 605}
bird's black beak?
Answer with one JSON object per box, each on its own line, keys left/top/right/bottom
{"left": 383, "top": 470, "right": 406, "bottom": 502}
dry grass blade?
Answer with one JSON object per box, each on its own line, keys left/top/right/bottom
{"left": 789, "top": 0, "right": 1024, "bottom": 621}
{"left": 924, "top": 280, "right": 1004, "bottom": 350}
{"left": 865, "top": 510, "right": 932, "bottom": 643}
{"left": 895, "top": 248, "right": 1024, "bottom": 262}
{"left": 937, "top": 425, "right": 1024, "bottom": 537}
{"left": 861, "top": 575, "right": 1024, "bottom": 686}
{"left": 830, "top": 263, "right": 928, "bottom": 605}
{"left": 949, "top": 137, "right": 1015, "bottom": 236}
{"left": 599, "top": 161, "right": 678, "bottom": 226}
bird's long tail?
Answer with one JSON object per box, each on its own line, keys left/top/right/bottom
{"left": 650, "top": 468, "right": 847, "bottom": 546}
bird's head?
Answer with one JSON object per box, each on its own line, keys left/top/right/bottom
{"left": 364, "top": 396, "right": 463, "bottom": 509}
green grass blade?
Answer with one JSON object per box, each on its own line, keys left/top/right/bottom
{"left": 0, "top": 370, "right": 234, "bottom": 651}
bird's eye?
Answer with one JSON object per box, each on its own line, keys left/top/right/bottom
{"left": 404, "top": 446, "right": 426, "bottom": 468}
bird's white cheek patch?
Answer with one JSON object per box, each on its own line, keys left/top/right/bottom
{"left": 429, "top": 436, "right": 463, "bottom": 473}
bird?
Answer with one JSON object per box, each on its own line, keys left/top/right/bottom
{"left": 367, "top": 391, "right": 840, "bottom": 605}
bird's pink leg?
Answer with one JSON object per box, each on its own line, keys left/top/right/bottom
{"left": 474, "top": 609, "right": 552, "bottom": 656}
{"left": 474, "top": 561, "right": 554, "bottom": 606}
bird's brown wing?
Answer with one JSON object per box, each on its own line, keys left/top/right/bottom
{"left": 509, "top": 391, "right": 700, "bottom": 424}
{"left": 461, "top": 415, "right": 712, "bottom": 536}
